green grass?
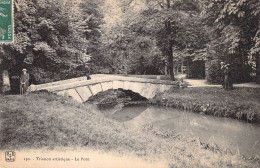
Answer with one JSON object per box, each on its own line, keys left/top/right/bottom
{"left": 0, "top": 92, "right": 259, "bottom": 167}
{"left": 152, "top": 87, "right": 260, "bottom": 123}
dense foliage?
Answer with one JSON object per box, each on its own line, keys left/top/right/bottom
{"left": 1, "top": 0, "right": 259, "bottom": 84}
{"left": 100, "top": 0, "right": 205, "bottom": 79}
{"left": 101, "top": 0, "right": 260, "bottom": 83}
{"left": 203, "top": 0, "right": 260, "bottom": 83}
{"left": 0, "top": 0, "right": 103, "bottom": 83}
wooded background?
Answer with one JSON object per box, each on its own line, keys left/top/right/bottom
{"left": 0, "top": 0, "right": 259, "bottom": 85}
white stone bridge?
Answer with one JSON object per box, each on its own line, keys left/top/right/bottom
{"left": 31, "top": 75, "right": 179, "bottom": 103}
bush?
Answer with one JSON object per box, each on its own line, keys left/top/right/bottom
{"left": 205, "top": 60, "right": 222, "bottom": 84}
{"left": 186, "top": 59, "right": 205, "bottom": 79}
{"left": 205, "top": 59, "right": 253, "bottom": 84}
{"left": 232, "top": 65, "right": 253, "bottom": 83}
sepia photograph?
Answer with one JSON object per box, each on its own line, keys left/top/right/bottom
{"left": 0, "top": 0, "right": 260, "bottom": 167}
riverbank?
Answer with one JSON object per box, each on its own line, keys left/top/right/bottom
{"left": 88, "top": 86, "right": 260, "bottom": 124}
{"left": 151, "top": 87, "right": 260, "bottom": 123}
{"left": 1, "top": 92, "right": 259, "bottom": 167}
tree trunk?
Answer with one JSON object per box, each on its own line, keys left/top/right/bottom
{"left": 186, "top": 57, "right": 191, "bottom": 78}
{"left": 167, "top": 37, "right": 174, "bottom": 80}
{"left": 165, "top": 62, "right": 168, "bottom": 75}
{"left": 2, "top": 70, "right": 11, "bottom": 93}
{"left": 256, "top": 55, "right": 260, "bottom": 84}
{"left": 165, "top": 0, "right": 174, "bottom": 80}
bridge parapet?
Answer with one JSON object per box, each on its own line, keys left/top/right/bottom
{"left": 31, "top": 75, "right": 179, "bottom": 103}
{"left": 35, "top": 74, "right": 108, "bottom": 90}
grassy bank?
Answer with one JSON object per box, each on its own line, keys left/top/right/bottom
{"left": 0, "top": 92, "right": 259, "bottom": 167}
{"left": 152, "top": 87, "right": 260, "bottom": 123}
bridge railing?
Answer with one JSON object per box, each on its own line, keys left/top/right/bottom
{"left": 34, "top": 74, "right": 110, "bottom": 91}
{"left": 35, "top": 76, "right": 87, "bottom": 90}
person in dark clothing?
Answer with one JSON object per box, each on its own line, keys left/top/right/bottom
{"left": 220, "top": 62, "right": 225, "bottom": 88}
{"left": 224, "top": 64, "right": 233, "bottom": 90}
{"left": 29, "top": 73, "right": 36, "bottom": 85}
{"left": 86, "top": 66, "right": 91, "bottom": 80}
{"left": 20, "top": 69, "right": 30, "bottom": 94}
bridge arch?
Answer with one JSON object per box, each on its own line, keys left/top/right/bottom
{"left": 86, "top": 88, "right": 148, "bottom": 103}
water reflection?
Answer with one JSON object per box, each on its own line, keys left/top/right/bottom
{"left": 106, "top": 105, "right": 260, "bottom": 158}
{"left": 111, "top": 105, "right": 148, "bottom": 122}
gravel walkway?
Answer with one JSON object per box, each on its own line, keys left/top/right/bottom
{"left": 176, "top": 74, "right": 260, "bottom": 88}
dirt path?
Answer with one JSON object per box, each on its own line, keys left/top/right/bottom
{"left": 97, "top": 74, "right": 260, "bottom": 88}
{"left": 176, "top": 74, "right": 260, "bottom": 88}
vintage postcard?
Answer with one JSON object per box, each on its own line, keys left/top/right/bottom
{"left": 0, "top": 0, "right": 260, "bottom": 168}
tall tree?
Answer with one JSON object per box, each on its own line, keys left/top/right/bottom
{"left": 0, "top": 0, "right": 104, "bottom": 83}
{"left": 165, "top": 0, "right": 175, "bottom": 79}
{"left": 203, "top": 0, "right": 260, "bottom": 83}
{"left": 101, "top": 0, "right": 203, "bottom": 78}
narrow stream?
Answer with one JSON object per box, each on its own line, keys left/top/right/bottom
{"left": 102, "top": 105, "right": 260, "bottom": 158}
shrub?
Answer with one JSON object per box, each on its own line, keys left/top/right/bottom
{"left": 186, "top": 59, "right": 205, "bottom": 79}
{"left": 205, "top": 60, "right": 222, "bottom": 84}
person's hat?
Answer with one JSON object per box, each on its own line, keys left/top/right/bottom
{"left": 22, "top": 69, "right": 27, "bottom": 71}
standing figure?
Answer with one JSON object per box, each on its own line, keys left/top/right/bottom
{"left": 20, "top": 69, "right": 30, "bottom": 94}
{"left": 220, "top": 62, "right": 225, "bottom": 88}
{"left": 85, "top": 65, "right": 91, "bottom": 80}
{"left": 224, "top": 64, "right": 233, "bottom": 90}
